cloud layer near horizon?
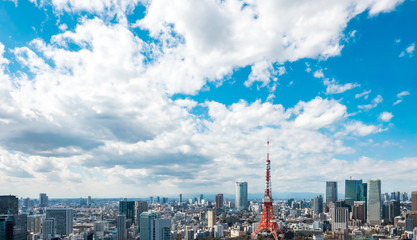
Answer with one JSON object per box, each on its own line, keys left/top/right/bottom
{"left": 0, "top": 0, "right": 413, "bottom": 198}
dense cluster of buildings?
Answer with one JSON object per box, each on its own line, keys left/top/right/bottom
{"left": 1, "top": 180, "right": 417, "bottom": 240}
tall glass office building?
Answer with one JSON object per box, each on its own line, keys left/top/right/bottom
{"left": 235, "top": 182, "right": 248, "bottom": 210}
{"left": 367, "top": 179, "right": 381, "bottom": 225}
{"left": 326, "top": 181, "right": 338, "bottom": 204}
{"left": 345, "top": 179, "right": 363, "bottom": 210}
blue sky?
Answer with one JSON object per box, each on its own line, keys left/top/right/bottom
{"left": 0, "top": 0, "right": 416, "bottom": 198}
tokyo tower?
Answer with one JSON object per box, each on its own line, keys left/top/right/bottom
{"left": 251, "top": 139, "right": 280, "bottom": 240}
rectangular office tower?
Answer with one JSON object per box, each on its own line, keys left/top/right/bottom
{"left": 0, "top": 195, "right": 18, "bottom": 215}
{"left": 326, "top": 181, "right": 338, "bottom": 204}
{"left": 345, "top": 179, "right": 363, "bottom": 210}
{"left": 39, "top": 193, "right": 48, "bottom": 207}
{"left": 367, "top": 179, "right": 381, "bottom": 225}
{"left": 45, "top": 208, "right": 74, "bottom": 236}
{"left": 412, "top": 191, "right": 417, "bottom": 211}
{"left": 119, "top": 200, "right": 135, "bottom": 226}
{"left": 117, "top": 215, "right": 127, "bottom": 240}
{"left": 216, "top": 194, "right": 224, "bottom": 209}
{"left": 331, "top": 207, "right": 349, "bottom": 230}
{"left": 135, "top": 201, "right": 148, "bottom": 226}
{"left": 140, "top": 212, "right": 171, "bottom": 240}
{"left": 235, "top": 182, "right": 248, "bottom": 210}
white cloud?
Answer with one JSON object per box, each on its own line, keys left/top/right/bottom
{"left": 394, "top": 90, "right": 410, "bottom": 105}
{"left": 358, "top": 94, "right": 383, "bottom": 110}
{"left": 379, "top": 112, "right": 393, "bottom": 122}
{"left": 324, "top": 78, "right": 360, "bottom": 94}
{"left": 58, "top": 23, "right": 68, "bottom": 31}
{"left": 399, "top": 43, "right": 415, "bottom": 58}
{"left": 0, "top": 0, "right": 410, "bottom": 196}
{"left": 291, "top": 97, "right": 347, "bottom": 130}
{"left": 343, "top": 121, "right": 381, "bottom": 136}
{"left": 245, "top": 60, "right": 278, "bottom": 87}
{"left": 313, "top": 69, "right": 324, "bottom": 78}
{"left": 355, "top": 90, "right": 371, "bottom": 99}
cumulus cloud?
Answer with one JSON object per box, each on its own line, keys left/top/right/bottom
{"left": 0, "top": 0, "right": 410, "bottom": 196}
{"left": 324, "top": 78, "right": 360, "bottom": 94}
{"left": 393, "top": 90, "right": 410, "bottom": 105}
{"left": 291, "top": 97, "right": 347, "bottom": 130}
{"left": 358, "top": 94, "right": 383, "bottom": 110}
{"left": 343, "top": 121, "right": 382, "bottom": 136}
{"left": 379, "top": 112, "right": 393, "bottom": 122}
{"left": 245, "top": 60, "right": 279, "bottom": 87}
{"left": 399, "top": 43, "right": 415, "bottom": 58}
{"left": 313, "top": 69, "right": 324, "bottom": 78}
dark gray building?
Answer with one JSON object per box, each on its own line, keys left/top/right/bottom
{"left": 45, "top": 208, "right": 73, "bottom": 236}
{"left": 0, "top": 196, "right": 18, "bottom": 215}
{"left": 326, "top": 181, "right": 338, "bottom": 204}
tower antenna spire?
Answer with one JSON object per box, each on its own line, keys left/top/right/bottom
{"left": 252, "top": 139, "right": 281, "bottom": 240}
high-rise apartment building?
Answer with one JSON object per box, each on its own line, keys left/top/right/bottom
{"left": 45, "top": 208, "right": 74, "bottom": 236}
{"left": 207, "top": 210, "right": 216, "bottom": 227}
{"left": 0, "top": 195, "right": 18, "bottom": 215}
{"left": 119, "top": 200, "right": 135, "bottom": 226}
{"left": 312, "top": 195, "right": 323, "bottom": 214}
{"left": 39, "top": 193, "right": 48, "bottom": 208}
{"left": 41, "top": 218, "right": 55, "bottom": 240}
{"left": 216, "top": 194, "right": 224, "bottom": 209}
{"left": 367, "top": 179, "right": 381, "bottom": 225}
{"left": 345, "top": 180, "right": 363, "bottom": 211}
{"left": 135, "top": 201, "right": 148, "bottom": 226}
{"left": 326, "top": 182, "right": 338, "bottom": 204}
{"left": 235, "top": 182, "right": 248, "bottom": 210}
{"left": 27, "top": 215, "right": 42, "bottom": 234}
{"left": 412, "top": 192, "right": 417, "bottom": 211}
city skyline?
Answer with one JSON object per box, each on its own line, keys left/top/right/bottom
{"left": 0, "top": 0, "right": 416, "bottom": 197}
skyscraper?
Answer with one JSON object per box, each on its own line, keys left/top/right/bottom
{"left": 0, "top": 214, "right": 27, "bottom": 240}
{"left": 39, "top": 193, "right": 48, "bottom": 208}
{"left": 352, "top": 201, "right": 366, "bottom": 222}
{"left": 140, "top": 212, "right": 171, "bottom": 240}
{"left": 45, "top": 208, "right": 73, "bottom": 236}
{"left": 367, "top": 179, "right": 381, "bottom": 225}
{"left": 313, "top": 195, "right": 323, "bottom": 214}
{"left": 0, "top": 195, "right": 18, "bottom": 215}
{"left": 117, "top": 215, "right": 126, "bottom": 240}
{"left": 41, "top": 218, "right": 55, "bottom": 240}
{"left": 207, "top": 210, "right": 216, "bottom": 227}
{"left": 345, "top": 179, "right": 363, "bottom": 211}
{"left": 155, "top": 219, "right": 171, "bottom": 240}
{"left": 87, "top": 196, "right": 92, "bottom": 206}
{"left": 326, "top": 181, "right": 338, "bottom": 204}
{"left": 135, "top": 201, "right": 148, "bottom": 226}
{"left": 27, "top": 215, "right": 42, "bottom": 234}
{"left": 179, "top": 194, "right": 182, "bottom": 204}
{"left": 119, "top": 200, "right": 135, "bottom": 226}
{"left": 412, "top": 191, "right": 417, "bottom": 211}
{"left": 235, "top": 182, "right": 248, "bottom": 210}
{"left": 215, "top": 194, "right": 224, "bottom": 209}
{"left": 331, "top": 207, "right": 349, "bottom": 230}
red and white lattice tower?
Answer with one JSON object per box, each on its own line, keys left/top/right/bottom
{"left": 252, "top": 139, "right": 280, "bottom": 240}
